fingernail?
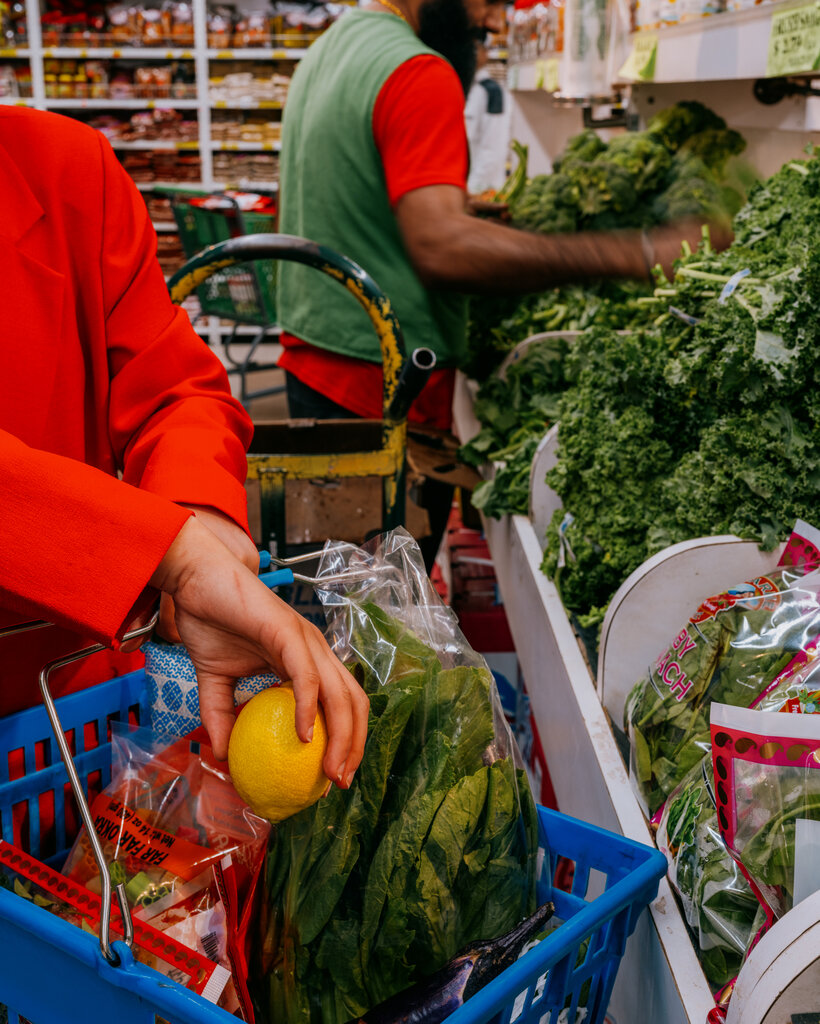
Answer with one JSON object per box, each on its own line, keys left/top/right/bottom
{"left": 344, "top": 771, "right": 355, "bottom": 788}
{"left": 336, "top": 764, "right": 347, "bottom": 785}
{"left": 306, "top": 725, "right": 314, "bottom": 742}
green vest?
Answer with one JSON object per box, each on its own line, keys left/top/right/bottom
{"left": 277, "top": 9, "right": 468, "bottom": 368}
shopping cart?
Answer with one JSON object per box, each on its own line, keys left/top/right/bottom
{"left": 0, "top": 653, "right": 667, "bottom": 1024}
{"left": 172, "top": 193, "right": 282, "bottom": 407}
{"left": 168, "top": 233, "right": 437, "bottom": 557}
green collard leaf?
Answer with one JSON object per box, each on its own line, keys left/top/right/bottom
{"left": 416, "top": 768, "right": 490, "bottom": 962}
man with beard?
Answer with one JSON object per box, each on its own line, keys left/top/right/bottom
{"left": 275, "top": 0, "right": 713, "bottom": 568}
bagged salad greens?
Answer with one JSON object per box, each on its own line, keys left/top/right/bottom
{"left": 711, "top": 703, "right": 820, "bottom": 922}
{"left": 656, "top": 757, "right": 761, "bottom": 989}
{"left": 254, "top": 530, "right": 538, "bottom": 1024}
{"left": 624, "top": 565, "right": 820, "bottom": 817}
{"left": 657, "top": 594, "right": 820, "bottom": 993}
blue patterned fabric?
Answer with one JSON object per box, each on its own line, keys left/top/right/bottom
{"left": 143, "top": 641, "right": 279, "bottom": 736}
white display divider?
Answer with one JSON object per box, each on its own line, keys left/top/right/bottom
{"left": 726, "top": 889, "right": 820, "bottom": 1024}
{"left": 453, "top": 372, "right": 715, "bottom": 1022}
{"left": 597, "top": 536, "right": 787, "bottom": 725}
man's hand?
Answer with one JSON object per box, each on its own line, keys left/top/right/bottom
{"left": 150, "top": 517, "right": 370, "bottom": 785}
{"left": 158, "top": 505, "right": 259, "bottom": 642}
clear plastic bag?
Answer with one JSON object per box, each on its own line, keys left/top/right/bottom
{"left": 624, "top": 566, "right": 820, "bottom": 816}
{"left": 711, "top": 703, "right": 820, "bottom": 922}
{"left": 63, "top": 728, "right": 270, "bottom": 1018}
{"left": 656, "top": 756, "right": 760, "bottom": 989}
{"left": 257, "top": 528, "right": 539, "bottom": 1024}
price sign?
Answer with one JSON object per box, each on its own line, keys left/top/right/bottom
{"left": 215, "top": 50, "right": 234, "bottom": 58}
{"left": 766, "top": 1, "right": 820, "bottom": 77}
{"left": 617, "top": 32, "right": 658, "bottom": 81}
{"left": 0, "top": 48, "right": 17, "bottom": 57}
{"left": 272, "top": 49, "right": 288, "bottom": 59}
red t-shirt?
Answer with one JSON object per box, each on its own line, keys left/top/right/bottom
{"left": 279, "top": 54, "right": 468, "bottom": 430}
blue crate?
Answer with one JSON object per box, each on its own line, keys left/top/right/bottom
{"left": 0, "top": 670, "right": 665, "bottom": 1024}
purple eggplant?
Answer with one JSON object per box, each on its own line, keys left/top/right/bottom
{"left": 348, "top": 900, "right": 555, "bottom": 1024}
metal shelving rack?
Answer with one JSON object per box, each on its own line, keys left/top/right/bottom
{"left": 0, "top": 0, "right": 299, "bottom": 189}
{"left": 0, "top": 1, "right": 303, "bottom": 352}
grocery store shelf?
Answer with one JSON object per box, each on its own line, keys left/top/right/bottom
{"left": 210, "top": 99, "right": 283, "bottom": 110}
{"left": 44, "top": 97, "right": 200, "bottom": 109}
{"left": 110, "top": 139, "right": 200, "bottom": 149}
{"left": 210, "top": 179, "right": 279, "bottom": 191}
{"left": 0, "top": 47, "right": 30, "bottom": 57}
{"left": 210, "top": 140, "right": 280, "bottom": 150}
{"left": 620, "top": 0, "right": 820, "bottom": 83}
{"left": 207, "top": 47, "right": 307, "bottom": 60}
{"left": 152, "top": 221, "right": 179, "bottom": 232}
{"left": 39, "top": 46, "right": 195, "bottom": 58}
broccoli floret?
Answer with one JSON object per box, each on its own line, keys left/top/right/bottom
{"left": 553, "top": 128, "right": 607, "bottom": 172}
{"left": 651, "top": 152, "right": 729, "bottom": 224}
{"left": 647, "top": 100, "right": 728, "bottom": 152}
{"left": 678, "top": 128, "right": 747, "bottom": 176}
{"left": 600, "top": 133, "right": 672, "bottom": 195}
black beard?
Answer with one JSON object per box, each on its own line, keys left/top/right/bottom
{"left": 417, "top": 0, "right": 485, "bottom": 94}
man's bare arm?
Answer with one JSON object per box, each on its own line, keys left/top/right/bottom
{"left": 395, "top": 184, "right": 721, "bottom": 293}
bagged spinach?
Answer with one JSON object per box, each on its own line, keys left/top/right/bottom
{"left": 255, "top": 529, "right": 538, "bottom": 1024}
{"left": 624, "top": 566, "right": 820, "bottom": 817}
{"left": 711, "top": 703, "right": 820, "bottom": 921}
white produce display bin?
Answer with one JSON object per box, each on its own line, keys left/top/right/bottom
{"left": 451, "top": 371, "right": 792, "bottom": 1024}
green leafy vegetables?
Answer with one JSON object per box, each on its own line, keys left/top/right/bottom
{"left": 461, "top": 101, "right": 749, "bottom": 517}
{"left": 623, "top": 568, "right": 817, "bottom": 816}
{"left": 258, "top": 602, "right": 538, "bottom": 1024}
{"left": 657, "top": 758, "right": 763, "bottom": 990}
{"left": 541, "top": 152, "right": 820, "bottom": 630}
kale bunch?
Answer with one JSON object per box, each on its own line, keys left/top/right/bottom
{"left": 537, "top": 154, "right": 820, "bottom": 630}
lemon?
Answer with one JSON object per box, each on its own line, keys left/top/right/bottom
{"left": 228, "top": 684, "right": 330, "bottom": 823}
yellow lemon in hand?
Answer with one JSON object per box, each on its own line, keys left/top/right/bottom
{"left": 228, "top": 684, "right": 330, "bottom": 823}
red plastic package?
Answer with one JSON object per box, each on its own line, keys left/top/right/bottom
{"left": 62, "top": 727, "right": 270, "bottom": 1019}
{"left": 0, "top": 840, "right": 233, "bottom": 1002}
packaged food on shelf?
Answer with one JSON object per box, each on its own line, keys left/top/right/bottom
{"left": 624, "top": 561, "right": 820, "bottom": 817}
{"left": 711, "top": 702, "right": 820, "bottom": 921}
{"left": 208, "top": 4, "right": 234, "bottom": 47}
{"left": 0, "top": 0, "right": 26, "bottom": 46}
{"left": 657, "top": 756, "right": 763, "bottom": 990}
{"left": 209, "top": 66, "right": 291, "bottom": 106}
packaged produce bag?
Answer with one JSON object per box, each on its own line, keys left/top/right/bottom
{"left": 711, "top": 703, "right": 820, "bottom": 922}
{"left": 0, "top": 840, "right": 233, "bottom": 1003}
{"left": 624, "top": 565, "right": 820, "bottom": 816}
{"left": 656, "top": 757, "right": 761, "bottom": 989}
{"left": 256, "top": 528, "right": 539, "bottom": 1024}
{"left": 657, "top": 619, "right": 820, "bottom": 992}
{"left": 62, "top": 728, "right": 270, "bottom": 1019}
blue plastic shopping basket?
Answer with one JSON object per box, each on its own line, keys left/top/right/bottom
{"left": 0, "top": 669, "right": 666, "bottom": 1024}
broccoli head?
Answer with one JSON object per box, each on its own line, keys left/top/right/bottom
{"left": 647, "top": 100, "right": 728, "bottom": 153}
{"left": 678, "top": 128, "right": 747, "bottom": 176}
{"left": 602, "top": 133, "right": 673, "bottom": 195}
{"left": 553, "top": 128, "right": 607, "bottom": 172}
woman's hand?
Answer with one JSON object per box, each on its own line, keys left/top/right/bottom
{"left": 150, "top": 516, "right": 369, "bottom": 785}
{"left": 157, "top": 505, "right": 259, "bottom": 642}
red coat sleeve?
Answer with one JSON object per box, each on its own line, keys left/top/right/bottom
{"left": 0, "top": 430, "right": 191, "bottom": 644}
{"left": 98, "top": 133, "right": 254, "bottom": 530}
